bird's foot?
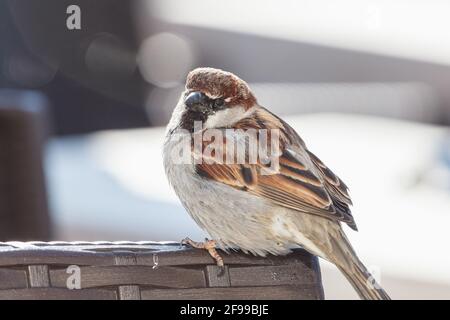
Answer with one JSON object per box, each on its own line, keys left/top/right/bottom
{"left": 181, "top": 237, "right": 225, "bottom": 276}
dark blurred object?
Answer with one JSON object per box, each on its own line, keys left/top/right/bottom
{"left": 0, "top": 0, "right": 149, "bottom": 135}
{"left": 0, "top": 242, "right": 323, "bottom": 300}
{"left": 0, "top": 90, "right": 52, "bottom": 240}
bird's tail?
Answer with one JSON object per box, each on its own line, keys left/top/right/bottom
{"left": 337, "top": 261, "right": 391, "bottom": 300}
{"left": 329, "top": 230, "right": 391, "bottom": 300}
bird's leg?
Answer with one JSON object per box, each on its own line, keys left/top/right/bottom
{"left": 181, "top": 237, "right": 225, "bottom": 275}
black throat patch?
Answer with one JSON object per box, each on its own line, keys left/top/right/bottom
{"left": 179, "top": 109, "right": 208, "bottom": 131}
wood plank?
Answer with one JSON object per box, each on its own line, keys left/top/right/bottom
{"left": 0, "top": 268, "right": 28, "bottom": 289}
{"left": 118, "top": 285, "right": 141, "bottom": 300}
{"left": 141, "top": 285, "right": 320, "bottom": 300}
{"left": 136, "top": 249, "right": 298, "bottom": 267}
{"left": 206, "top": 265, "right": 230, "bottom": 287}
{"left": 229, "top": 264, "right": 317, "bottom": 287}
{"left": 28, "top": 265, "right": 50, "bottom": 287}
{"left": 114, "top": 252, "right": 141, "bottom": 300}
{"left": 0, "top": 243, "right": 322, "bottom": 300}
{"left": 0, "top": 288, "right": 117, "bottom": 300}
{"left": 0, "top": 249, "right": 114, "bottom": 267}
{"left": 0, "top": 246, "right": 314, "bottom": 269}
{"left": 50, "top": 266, "right": 206, "bottom": 289}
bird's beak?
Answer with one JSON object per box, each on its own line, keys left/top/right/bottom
{"left": 185, "top": 91, "right": 208, "bottom": 111}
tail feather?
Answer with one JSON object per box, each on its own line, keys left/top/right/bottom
{"left": 338, "top": 262, "right": 391, "bottom": 300}
{"left": 328, "top": 229, "right": 391, "bottom": 300}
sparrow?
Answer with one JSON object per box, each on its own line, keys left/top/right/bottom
{"left": 163, "top": 67, "right": 390, "bottom": 300}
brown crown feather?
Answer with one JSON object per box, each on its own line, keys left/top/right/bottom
{"left": 186, "top": 67, "right": 257, "bottom": 109}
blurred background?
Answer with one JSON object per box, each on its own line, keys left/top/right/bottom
{"left": 0, "top": 0, "right": 449, "bottom": 299}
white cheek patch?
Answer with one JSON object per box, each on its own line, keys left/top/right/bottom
{"left": 204, "top": 106, "right": 256, "bottom": 128}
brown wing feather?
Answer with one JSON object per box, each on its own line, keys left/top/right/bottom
{"left": 195, "top": 107, "right": 357, "bottom": 230}
{"left": 308, "top": 151, "right": 352, "bottom": 204}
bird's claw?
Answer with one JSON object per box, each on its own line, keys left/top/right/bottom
{"left": 181, "top": 237, "right": 191, "bottom": 246}
{"left": 180, "top": 236, "right": 225, "bottom": 277}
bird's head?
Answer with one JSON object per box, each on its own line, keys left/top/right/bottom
{"left": 181, "top": 68, "right": 257, "bottom": 127}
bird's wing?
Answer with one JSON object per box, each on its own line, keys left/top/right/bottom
{"left": 194, "top": 107, "right": 357, "bottom": 230}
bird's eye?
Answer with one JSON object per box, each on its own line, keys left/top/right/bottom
{"left": 214, "top": 98, "right": 225, "bottom": 109}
